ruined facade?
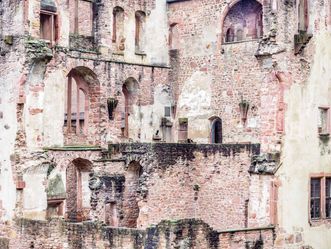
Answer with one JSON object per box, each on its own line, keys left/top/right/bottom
{"left": 0, "top": 0, "right": 330, "bottom": 248}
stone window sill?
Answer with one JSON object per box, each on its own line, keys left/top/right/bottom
{"left": 135, "top": 51, "right": 146, "bottom": 56}
{"left": 309, "top": 218, "right": 331, "bottom": 227}
{"left": 113, "top": 51, "right": 124, "bottom": 56}
{"left": 223, "top": 39, "right": 260, "bottom": 45}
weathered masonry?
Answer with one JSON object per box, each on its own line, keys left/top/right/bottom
{"left": 0, "top": 0, "right": 330, "bottom": 248}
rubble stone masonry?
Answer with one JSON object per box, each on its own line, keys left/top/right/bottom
{"left": 1, "top": 0, "right": 331, "bottom": 248}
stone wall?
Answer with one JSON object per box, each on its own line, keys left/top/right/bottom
{"left": 1, "top": 0, "right": 331, "bottom": 248}
{"left": 18, "top": 46, "right": 170, "bottom": 148}
{"left": 3, "top": 218, "right": 275, "bottom": 249}
{"left": 167, "top": 0, "right": 283, "bottom": 152}
{"left": 56, "top": 143, "right": 272, "bottom": 232}
{"left": 13, "top": 143, "right": 274, "bottom": 234}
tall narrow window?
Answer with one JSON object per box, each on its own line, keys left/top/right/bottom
{"left": 225, "top": 28, "right": 234, "bottom": 43}
{"left": 66, "top": 159, "right": 92, "bottom": 222}
{"left": 211, "top": 118, "right": 222, "bottom": 144}
{"left": 164, "top": 106, "right": 171, "bottom": 118}
{"left": 326, "top": 178, "right": 331, "bottom": 218}
{"left": 256, "top": 10, "right": 263, "bottom": 38}
{"left": 271, "top": 0, "right": 278, "bottom": 12}
{"left": 169, "top": 23, "right": 179, "bottom": 50}
{"left": 178, "top": 118, "right": 188, "bottom": 142}
{"left": 40, "top": 0, "right": 58, "bottom": 44}
{"left": 71, "top": 0, "right": 94, "bottom": 36}
{"left": 112, "top": 6, "right": 125, "bottom": 51}
{"left": 122, "top": 84, "right": 129, "bottom": 138}
{"left": 105, "top": 202, "right": 118, "bottom": 226}
{"left": 311, "top": 178, "right": 321, "bottom": 219}
{"left": 236, "top": 29, "right": 243, "bottom": 42}
{"left": 135, "top": 11, "right": 146, "bottom": 53}
{"left": 298, "top": 0, "right": 309, "bottom": 32}
{"left": 318, "top": 107, "right": 329, "bottom": 135}
{"left": 122, "top": 78, "right": 139, "bottom": 138}
{"left": 40, "top": 13, "right": 55, "bottom": 41}
{"left": 64, "top": 74, "right": 89, "bottom": 136}
{"left": 112, "top": 7, "right": 124, "bottom": 43}
{"left": 123, "top": 161, "right": 142, "bottom": 228}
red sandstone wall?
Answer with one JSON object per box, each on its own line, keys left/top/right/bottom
{"left": 54, "top": 144, "right": 271, "bottom": 231}
{"left": 168, "top": 0, "right": 283, "bottom": 152}
{"left": 137, "top": 148, "right": 271, "bottom": 230}
{"left": 2, "top": 219, "right": 275, "bottom": 249}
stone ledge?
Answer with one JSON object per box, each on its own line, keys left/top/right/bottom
{"left": 109, "top": 142, "right": 261, "bottom": 157}
{"left": 43, "top": 146, "right": 102, "bottom": 151}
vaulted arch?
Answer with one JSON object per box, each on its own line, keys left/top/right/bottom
{"left": 222, "top": 0, "right": 263, "bottom": 43}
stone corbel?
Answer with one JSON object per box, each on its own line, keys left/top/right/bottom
{"left": 107, "top": 97, "right": 118, "bottom": 120}
{"left": 239, "top": 96, "right": 249, "bottom": 124}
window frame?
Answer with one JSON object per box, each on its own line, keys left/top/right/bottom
{"left": 309, "top": 174, "right": 331, "bottom": 224}
{"left": 40, "top": 10, "right": 58, "bottom": 45}
{"left": 326, "top": 177, "right": 331, "bottom": 219}
{"left": 310, "top": 177, "right": 322, "bottom": 220}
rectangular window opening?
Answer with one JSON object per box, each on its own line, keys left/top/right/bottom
{"left": 40, "top": 12, "right": 56, "bottom": 42}
{"left": 311, "top": 178, "right": 321, "bottom": 220}
{"left": 318, "top": 107, "right": 329, "bottom": 135}
{"left": 164, "top": 106, "right": 171, "bottom": 117}
{"left": 326, "top": 178, "right": 331, "bottom": 218}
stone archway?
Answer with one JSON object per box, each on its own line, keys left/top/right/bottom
{"left": 210, "top": 117, "right": 223, "bottom": 144}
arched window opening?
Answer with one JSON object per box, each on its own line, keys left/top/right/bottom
{"left": 122, "top": 161, "right": 142, "bottom": 228}
{"left": 298, "top": 0, "right": 309, "bottom": 32}
{"left": 64, "top": 67, "right": 99, "bottom": 145}
{"left": 226, "top": 28, "right": 235, "bottom": 42}
{"left": 66, "top": 158, "right": 92, "bottom": 222}
{"left": 135, "top": 11, "right": 146, "bottom": 53}
{"left": 169, "top": 23, "right": 180, "bottom": 50}
{"left": 210, "top": 118, "right": 222, "bottom": 144}
{"left": 223, "top": 0, "right": 263, "bottom": 43}
{"left": 40, "top": 0, "right": 58, "bottom": 45}
{"left": 112, "top": 6, "right": 125, "bottom": 50}
{"left": 122, "top": 78, "right": 139, "bottom": 138}
{"left": 64, "top": 74, "right": 88, "bottom": 136}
